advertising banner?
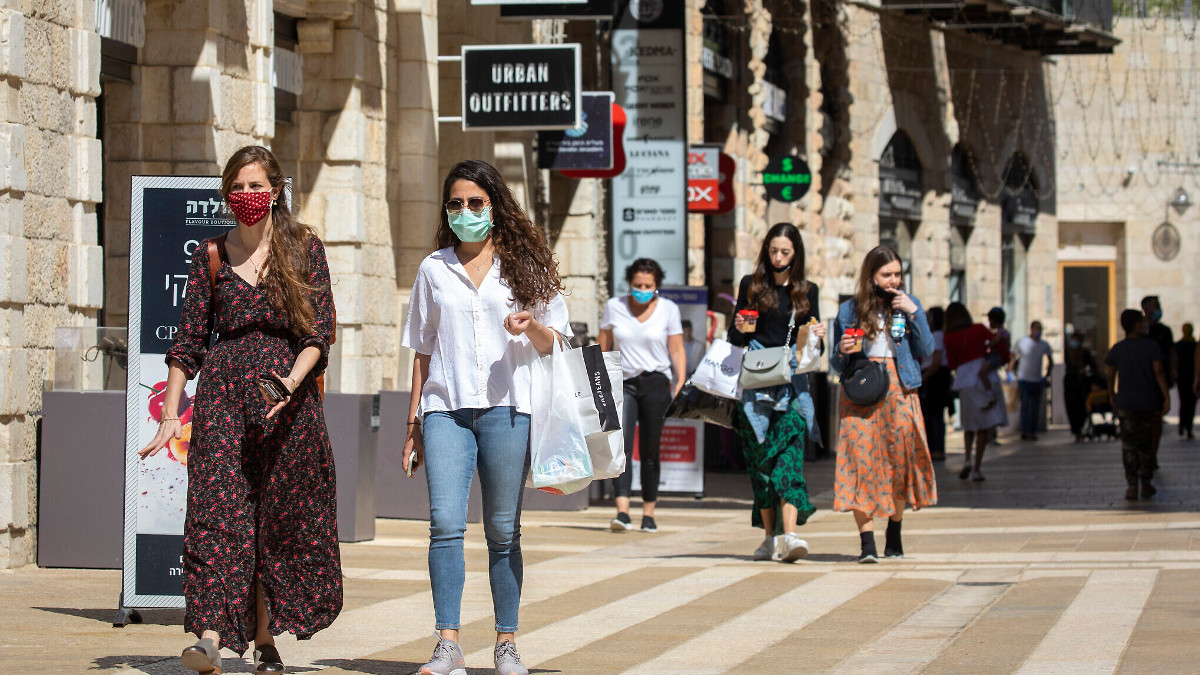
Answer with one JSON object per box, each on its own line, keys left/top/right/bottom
{"left": 537, "top": 92, "right": 614, "bottom": 171}
{"left": 462, "top": 44, "right": 582, "bottom": 131}
{"left": 122, "top": 176, "right": 236, "bottom": 610}
{"left": 610, "top": 0, "right": 687, "bottom": 293}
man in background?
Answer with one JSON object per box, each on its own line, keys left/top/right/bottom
{"left": 1142, "top": 296, "right": 1174, "bottom": 466}
{"left": 1013, "top": 320, "right": 1054, "bottom": 441}
{"left": 1107, "top": 309, "right": 1169, "bottom": 500}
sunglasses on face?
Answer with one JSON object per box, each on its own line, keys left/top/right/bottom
{"left": 444, "top": 197, "right": 490, "bottom": 215}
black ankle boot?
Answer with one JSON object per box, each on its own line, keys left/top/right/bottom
{"left": 858, "top": 531, "right": 878, "bottom": 563}
{"left": 884, "top": 519, "right": 904, "bottom": 558}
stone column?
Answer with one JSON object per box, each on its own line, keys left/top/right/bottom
{"left": 0, "top": 3, "right": 102, "bottom": 568}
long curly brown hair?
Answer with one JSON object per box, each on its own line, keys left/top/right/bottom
{"left": 436, "top": 160, "right": 565, "bottom": 308}
{"left": 854, "top": 245, "right": 904, "bottom": 343}
{"left": 220, "top": 146, "right": 321, "bottom": 336}
{"left": 745, "top": 222, "right": 810, "bottom": 320}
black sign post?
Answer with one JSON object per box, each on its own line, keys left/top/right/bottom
{"left": 762, "top": 155, "right": 811, "bottom": 202}
{"left": 462, "top": 44, "right": 582, "bottom": 131}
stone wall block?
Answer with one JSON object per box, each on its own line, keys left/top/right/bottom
{"left": 0, "top": 461, "right": 30, "bottom": 530}
{"left": 322, "top": 191, "right": 365, "bottom": 243}
{"left": 0, "top": 122, "right": 26, "bottom": 191}
{"left": 0, "top": 9, "right": 25, "bottom": 78}
{"left": 172, "top": 66, "right": 221, "bottom": 125}
{"left": 321, "top": 109, "right": 366, "bottom": 162}
{"left": 68, "top": 28, "right": 101, "bottom": 96}
{"left": 0, "top": 233, "right": 27, "bottom": 302}
{"left": 297, "top": 19, "right": 334, "bottom": 54}
{"left": 329, "top": 269, "right": 365, "bottom": 323}
{"left": 324, "top": 238, "right": 364, "bottom": 276}
{"left": 253, "top": 81, "right": 273, "bottom": 139}
{"left": 68, "top": 242, "right": 102, "bottom": 308}
{"left": 137, "top": 67, "right": 170, "bottom": 123}
{"left": 67, "top": 136, "right": 102, "bottom": 203}
{"left": 72, "top": 94, "right": 96, "bottom": 136}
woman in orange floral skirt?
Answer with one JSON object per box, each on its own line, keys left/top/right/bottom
{"left": 831, "top": 246, "right": 938, "bottom": 563}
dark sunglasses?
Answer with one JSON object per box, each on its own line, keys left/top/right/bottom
{"left": 444, "top": 197, "right": 490, "bottom": 215}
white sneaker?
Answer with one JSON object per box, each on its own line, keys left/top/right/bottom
{"left": 752, "top": 536, "right": 778, "bottom": 561}
{"left": 971, "top": 469, "right": 986, "bottom": 482}
{"left": 776, "top": 533, "right": 810, "bottom": 563}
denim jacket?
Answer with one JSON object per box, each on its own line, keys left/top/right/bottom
{"left": 830, "top": 296, "right": 934, "bottom": 391}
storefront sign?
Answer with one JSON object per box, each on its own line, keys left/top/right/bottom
{"left": 761, "top": 80, "right": 787, "bottom": 123}
{"left": 687, "top": 145, "right": 720, "bottom": 212}
{"left": 122, "top": 176, "right": 238, "bottom": 609}
{"left": 95, "top": 0, "right": 145, "bottom": 48}
{"left": 461, "top": 44, "right": 581, "bottom": 131}
{"left": 716, "top": 151, "right": 736, "bottom": 214}
{"left": 474, "top": 0, "right": 586, "bottom": 4}
{"left": 537, "top": 92, "right": 614, "bottom": 171}
{"left": 611, "top": 1, "right": 687, "bottom": 292}
{"left": 499, "top": 0, "right": 614, "bottom": 16}
{"left": 702, "top": 45, "right": 733, "bottom": 78}
{"left": 950, "top": 148, "right": 980, "bottom": 226}
{"left": 762, "top": 155, "right": 811, "bottom": 202}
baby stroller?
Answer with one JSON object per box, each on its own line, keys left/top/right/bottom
{"left": 1083, "top": 388, "right": 1119, "bottom": 441}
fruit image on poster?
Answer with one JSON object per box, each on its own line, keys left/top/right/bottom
{"left": 135, "top": 356, "right": 197, "bottom": 535}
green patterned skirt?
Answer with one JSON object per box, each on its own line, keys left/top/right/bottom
{"left": 736, "top": 397, "right": 817, "bottom": 533}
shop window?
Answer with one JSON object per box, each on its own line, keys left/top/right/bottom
{"left": 949, "top": 224, "right": 967, "bottom": 304}
{"left": 274, "top": 13, "right": 300, "bottom": 125}
{"left": 1001, "top": 233, "right": 1028, "bottom": 335}
{"left": 880, "top": 219, "right": 915, "bottom": 290}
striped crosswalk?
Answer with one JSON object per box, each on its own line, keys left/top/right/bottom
{"left": 109, "top": 507, "right": 1200, "bottom": 675}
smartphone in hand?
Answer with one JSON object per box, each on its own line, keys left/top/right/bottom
{"left": 257, "top": 374, "right": 289, "bottom": 403}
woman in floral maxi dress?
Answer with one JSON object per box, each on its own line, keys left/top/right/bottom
{"left": 140, "top": 146, "right": 341, "bottom": 674}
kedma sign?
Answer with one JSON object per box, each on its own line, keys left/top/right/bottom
{"left": 462, "top": 44, "right": 581, "bottom": 131}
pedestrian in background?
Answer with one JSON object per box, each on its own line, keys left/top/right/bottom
{"left": 599, "top": 258, "right": 686, "bottom": 534}
{"left": 1106, "top": 309, "right": 1170, "bottom": 500}
{"left": 401, "top": 159, "right": 572, "bottom": 675}
{"left": 729, "top": 222, "right": 824, "bottom": 563}
{"left": 1013, "top": 320, "right": 1054, "bottom": 441}
{"left": 1063, "top": 330, "right": 1098, "bottom": 442}
{"left": 1142, "top": 295, "right": 1174, "bottom": 467}
{"left": 919, "top": 306, "right": 951, "bottom": 461}
{"left": 944, "top": 302, "right": 1008, "bottom": 482}
{"left": 831, "top": 245, "right": 936, "bottom": 563}
{"left": 139, "top": 145, "right": 341, "bottom": 675}
{"left": 1176, "top": 322, "right": 1196, "bottom": 440}
{"left": 681, "top": 319, "right": 707, "bottom": 377}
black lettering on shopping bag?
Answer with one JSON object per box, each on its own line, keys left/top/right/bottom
{"left": 581, "top": 344, "right": 621, "bottom": 432}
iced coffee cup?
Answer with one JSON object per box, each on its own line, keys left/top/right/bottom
{"left": 738, "top": 310, "right": 759, "bottom": 333}
{"left": 845, "top": 327, "right": 865, "bottom": 353}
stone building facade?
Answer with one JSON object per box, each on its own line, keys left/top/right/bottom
{"left": 1055, "top": 17, "right": 1200, "bottom": 356}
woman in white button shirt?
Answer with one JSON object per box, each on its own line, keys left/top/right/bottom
{"left": 401, "top": 160, "right": 571, "bottom": 675}
{"left": 598, "top": 258, "right": 687, "bottom": 533}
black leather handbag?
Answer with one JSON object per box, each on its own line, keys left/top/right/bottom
{"left": 840, "top": 353, "right": 890, "bottom": 406}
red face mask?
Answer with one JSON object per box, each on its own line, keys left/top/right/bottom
{"left": 226, "top": 190, "right": 273, "bottom": 226}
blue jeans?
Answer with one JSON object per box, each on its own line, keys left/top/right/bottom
{"left": 422, "top": 406, "right": 530, "bottom": 632}
{"left": 1019, "top": 380, "right": 1044, "bottom": 437}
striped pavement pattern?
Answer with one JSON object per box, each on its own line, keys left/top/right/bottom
{"left": 108, "top": 508, "right": 1200, "bottom": 674}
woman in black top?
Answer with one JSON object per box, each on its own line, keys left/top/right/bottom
{"left": 728, "top": 222, "right": 825, "bottom": 563}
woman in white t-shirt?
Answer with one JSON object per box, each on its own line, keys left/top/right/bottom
{"left": 598, "top": 258, "right": 686, "bottom": 534}
{"left": 401, "top": 160, "right": 571, "bottom": 675}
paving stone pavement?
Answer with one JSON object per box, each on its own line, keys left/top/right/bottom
{"left": 3, "top": 426, "right": 1200, "bottom": 674}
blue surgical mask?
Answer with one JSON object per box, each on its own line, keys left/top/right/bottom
{"left": 631, "top": 289, "right": 655, "bottom": 305}
{"left": 1149, "top": 309, "right": 1163, "bottom": 323}
{"left": 448, "top": 206, "right": 492, "bottom": 243}
{"left": 1069, "top": 339, "right": 1081, "bottom": 349}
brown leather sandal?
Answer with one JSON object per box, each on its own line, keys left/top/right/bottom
{"left": 181, "top": 637, "right": 223, "bottom": 674}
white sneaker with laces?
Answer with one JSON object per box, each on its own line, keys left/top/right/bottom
{"left": 775, "top": 533, "right": 810, "bottom": 563}
{"left": 752, "top": 536, "right": 778, "bottom": 561}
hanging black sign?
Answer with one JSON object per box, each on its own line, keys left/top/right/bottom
{"left": 499, "top": 0, "right": 615, "bottom": 18}
{"left": 462, "top": 44, "right": 582, "bottom": 131}
{"left": 1002, "top": 188, "right": 1038, "bottom": 235}
{"left": 762, "top": 155, "right": 811, "bottom": 202}
{"left": 537, "top": 92, "right": 614, "bottom": 170}
{"left": 950, "top": 147, "right": 980, "bottom": 227}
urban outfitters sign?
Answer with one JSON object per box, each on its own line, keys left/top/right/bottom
{"left": 611, "top": 0, "right": 687, "bottom": 293}
{"left": 762, "top": 155, "right": 811, "bottom": 202}
{"left": 462, "top": 44, "right": 582, "bottom": 131}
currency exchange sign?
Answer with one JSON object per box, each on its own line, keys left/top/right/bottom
{"left": 762, "top": 155, "right": 811, "bottom": 203}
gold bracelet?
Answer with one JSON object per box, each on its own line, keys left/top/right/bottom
{"left": 159, "top": 416, "right": 180, "bottom": 423}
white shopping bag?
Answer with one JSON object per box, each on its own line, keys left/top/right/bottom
{"left": 587, "top": 352, "right": 626, "bottom": 480}
{"left": 690, "top": 339, "right": 745, "bottom": 400}
{"left": 527, "top": 342, "right": 624, "bottom": 494}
